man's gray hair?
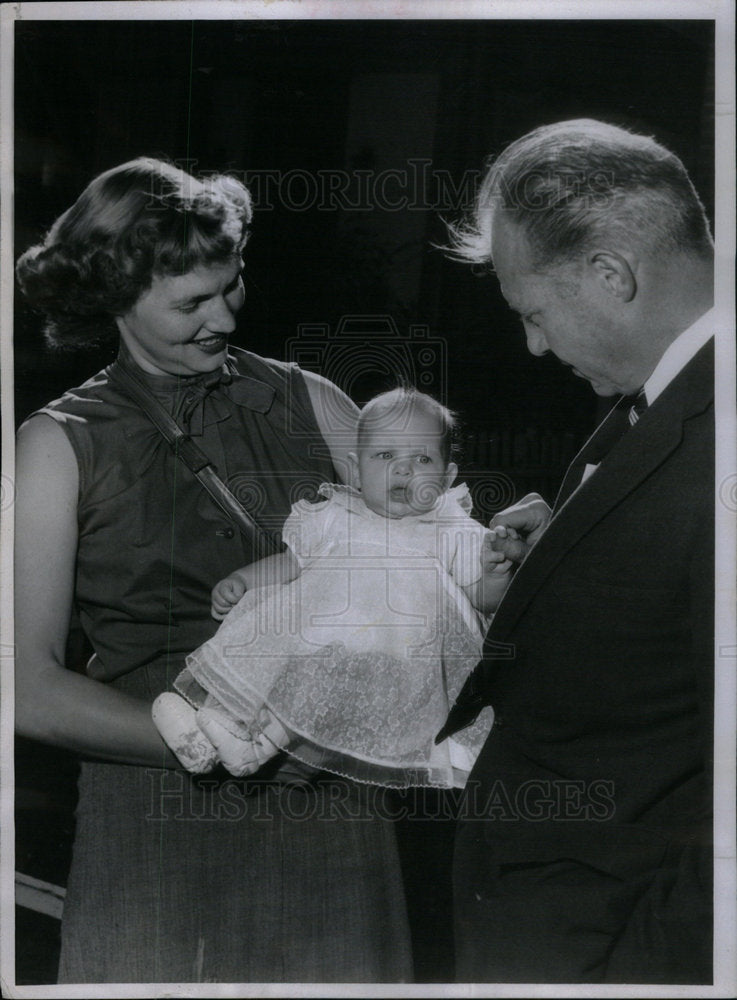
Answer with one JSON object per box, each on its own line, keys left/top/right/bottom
{"left": 447, "top": 119, "right": 713, "bottom": 269}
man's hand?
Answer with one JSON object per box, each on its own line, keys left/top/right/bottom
{"left": 489, "top": 493, "right": 552, "bottom": 563}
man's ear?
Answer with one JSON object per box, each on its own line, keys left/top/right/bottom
{"left": 588, "top": 249, "right": 637, "bottom": 303}
{"left": 444, "top": 461, "right": 459, "bottom": 490}
{"left": 347, "top": 452, "right": 360, "bottom": 489}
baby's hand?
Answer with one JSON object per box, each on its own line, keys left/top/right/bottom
{"left": 481, "top": 526, "right": 521, "bottom": 576}
{"left": 211, "top": 574, "right": 247, "bottom": 620}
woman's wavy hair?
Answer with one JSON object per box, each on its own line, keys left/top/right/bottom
{"left": 16, "top": 157, "right": 253, "bottom": 348}
{"left": 446, "top": 119, "right": 713, "bottom": 271}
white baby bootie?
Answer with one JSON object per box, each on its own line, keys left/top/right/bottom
{"left": 196, "top": 706, "right": 289, "bottom": 778}
{"left": 152, "top": 692, "right": 218, "bottom": 774}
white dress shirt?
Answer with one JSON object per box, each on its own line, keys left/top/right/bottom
{"left": 578, "top": 309, "right": 714, "bottom": 489}
{"left": 642, "top": 308, "right": 714, "bottom": 405}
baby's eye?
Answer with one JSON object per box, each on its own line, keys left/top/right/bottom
{"left": 376, "top": 451, "right": 394, "bottom": 460}
{"left": 415, "top": 455, "right": 432, "bottom": 465}
{"left": 524, "top": 314, "right": 541, "bottom": 329}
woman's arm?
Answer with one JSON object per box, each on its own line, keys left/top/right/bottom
{"left": 14, "top": 416, "right": 177, "bottom": 767}
{"left": 302, "top": 370, "right": 359, "bottom": 484}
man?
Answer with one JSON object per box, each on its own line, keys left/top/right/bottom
{"left": 438, "top": 119, "right": 715, "bottom": 983}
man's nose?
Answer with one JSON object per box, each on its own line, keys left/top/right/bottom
{"left": 204, "top": 295, "right": 238, "bottom": 334}
{"left": 525, "top": 326, "right": 548, "bottom": 357}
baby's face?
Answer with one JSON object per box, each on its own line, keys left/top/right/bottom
{"left": 351, "top": 409, "right": 456, "bottom": 519}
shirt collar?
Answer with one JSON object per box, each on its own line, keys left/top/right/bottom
{"left": 643, "top": 308, "right": 714, "bottom": 405}
{"left": 319, "top": 482, "right": 473, "bottom": 522}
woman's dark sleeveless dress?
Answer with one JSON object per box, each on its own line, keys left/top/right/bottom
{"left": 34, "top": 347, "right": 412, "bottom": 983}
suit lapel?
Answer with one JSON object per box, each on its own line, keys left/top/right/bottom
{"left": 488, "top": 339, "right": 714, "bottom": 642}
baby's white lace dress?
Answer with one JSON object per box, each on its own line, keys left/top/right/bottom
{"left": 176, "top": 483, "right": 495, "bottom": 788}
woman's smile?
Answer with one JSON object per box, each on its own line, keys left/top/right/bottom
{"left": 193, "top": 333, "right": 229, "bottom": 354}
{"left": 115, "top": 259, "right": 245, "bottom": 376}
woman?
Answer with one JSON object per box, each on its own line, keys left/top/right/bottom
{"left": 14, "top": 157, "right": 412, "bottom": 983}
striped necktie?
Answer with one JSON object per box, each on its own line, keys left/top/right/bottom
{"left": 555, "top": 389, "right": 647, "bottom": 509}
{"left": 628, "top": 387, "right": 648, "bottom": 426}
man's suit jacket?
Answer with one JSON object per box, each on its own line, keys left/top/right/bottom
{"left": 451, "top": 339, "right": 714, "bottom": 983}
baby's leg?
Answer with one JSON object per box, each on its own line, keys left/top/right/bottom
{"left": 151, "top": 692, "right": 218, "bottom": 773}
{"left": 196, "top": 706, "right": 290, "bottom": 778}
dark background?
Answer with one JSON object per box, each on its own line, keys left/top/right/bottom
{"left": 15, "top": 19, "right": 714, "bottom": 502}
{"left": 13, "top": 16, "right": 714, "bottom": 985}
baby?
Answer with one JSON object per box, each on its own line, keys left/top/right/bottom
{"left": 153, "top": 388, "right": 515, "bottom": 788}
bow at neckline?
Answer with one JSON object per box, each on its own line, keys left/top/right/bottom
{"left": 113, "top": 344, "right": 275, "bottom": 435}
